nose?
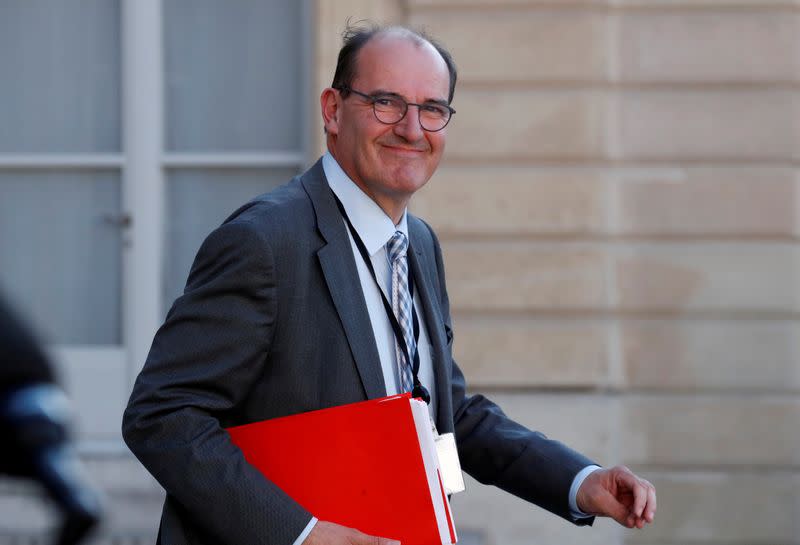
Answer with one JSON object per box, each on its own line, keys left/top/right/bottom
{"left": 393, "top": 105, "right": 425, "bottom": 142}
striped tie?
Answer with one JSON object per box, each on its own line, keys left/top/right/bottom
{"left": 387, "top": 231, "right": 415, "bottom": 393}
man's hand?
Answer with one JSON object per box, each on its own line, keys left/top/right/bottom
{"left": 305, "top": 520, "right": 400, "bottom": 545}
{"left": 576, "top": 465, "right": 656, "bottom": 529}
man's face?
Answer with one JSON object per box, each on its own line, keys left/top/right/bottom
{"left": 323, "top": 35, "right": 451, "bottom": 218}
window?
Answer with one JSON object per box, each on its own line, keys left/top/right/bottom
{"left": 0, "top": 0, "right": 309, "bottom": 446}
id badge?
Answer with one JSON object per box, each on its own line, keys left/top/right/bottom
{"left": 434, "top": 432, "right": 465, "bottom": 494}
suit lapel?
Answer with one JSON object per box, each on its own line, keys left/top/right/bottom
{"left": 301, "top": 162, "right": 387, "bottom": 400}
{"left": 407, "top": 219, "right": 454, "bottom": 433}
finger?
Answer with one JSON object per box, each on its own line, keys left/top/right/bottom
{"left": 629, "top": 480, "right": 656, "bottom": 529}
{"left": 643, "top": 480, "right": 657, "bottom": 522}
{"left": 619, "top": 472, "right": 649, "bottom": 519}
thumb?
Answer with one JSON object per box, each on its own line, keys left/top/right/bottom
{"left": 594, "top": 489, "right": 632, "bottom": 528}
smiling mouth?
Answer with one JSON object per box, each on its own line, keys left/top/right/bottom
{"left": 382, "top": 144, "right": 427, "bottom": 154}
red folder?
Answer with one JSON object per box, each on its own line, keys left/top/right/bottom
{"left": 226, "top": 393, "right": 457, "bottom": 544}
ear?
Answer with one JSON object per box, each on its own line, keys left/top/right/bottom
{"left": 320, "top": 88, "right": 341, "bottom": 135}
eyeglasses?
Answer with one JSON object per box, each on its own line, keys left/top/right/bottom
{"left": 336, "top": 86, "right": 455, "bottom": 132}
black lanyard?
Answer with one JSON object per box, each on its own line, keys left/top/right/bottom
{"left": 331, "top": 192, "right": 431, "bottom": 404}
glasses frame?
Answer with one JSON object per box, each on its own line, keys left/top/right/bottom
{"left": 336, "top": 85, "right": 456, "bottom": 132}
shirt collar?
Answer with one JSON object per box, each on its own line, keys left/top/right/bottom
{"left": 323, "top": 151, "right": 408, "bottom": 256}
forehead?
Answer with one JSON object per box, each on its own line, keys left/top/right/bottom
{"left": 352, "top": 34, "right": 450, "bottom": 101}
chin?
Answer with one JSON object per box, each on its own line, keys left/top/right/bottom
{"left": 391, "top": 166, "right": 432, "bottom": 190}
{"left": 391, "top": 177, "right": 429, "bottom": 198}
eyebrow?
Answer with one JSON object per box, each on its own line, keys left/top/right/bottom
{"left": 369, "top": 88, "right": 450, "bottom": 106}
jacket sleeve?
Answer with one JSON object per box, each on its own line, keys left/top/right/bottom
{"left": 122, "top": 220, "right": 312, "bottom": 545}
{"left": 425, "top": 223, "right": 597, "bottom": 525}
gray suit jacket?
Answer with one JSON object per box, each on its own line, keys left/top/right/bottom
{"left": 122, "top": 159, "right": 595, "bottom": 545}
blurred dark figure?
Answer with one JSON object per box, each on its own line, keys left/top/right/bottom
{"left": 0, "top": 294, "right": 102, "bottom": 545}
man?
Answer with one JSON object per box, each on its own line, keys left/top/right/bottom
{"left": 123, "top": 24, "right": 656, "bottom": 545}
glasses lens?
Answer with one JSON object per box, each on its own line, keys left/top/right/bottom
{"left": 419, "top": 104, "right": 451, "bottom": 131}
{"left": 372, "top": 96, "right": 406, "bottom": 124}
